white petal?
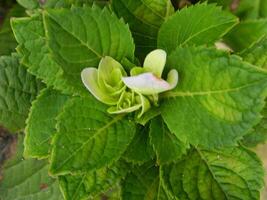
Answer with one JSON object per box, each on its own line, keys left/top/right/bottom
{"left": 122, "top": 72, "right": 172, "bottom": 95}
{"left": 107, "top": 104, "right": 141, "bottom": 114}
{"left": 143, "top": 49, "right": 167, "bottom": 77}
{"left": 81, "top": 68, "right": 118, "bottom": 105}
{"left": 167, "top": 69, "right": 179, "bottom": 89}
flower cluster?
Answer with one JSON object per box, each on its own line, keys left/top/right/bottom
{"left": 81, "top": 49, "right": 178, "bottom": 117}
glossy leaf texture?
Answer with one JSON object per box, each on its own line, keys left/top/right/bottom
{"left": 112, "top": 0, "right": 174, "bottom": 59}
{"left": 24, "top": 88, "right": 69, "bottom": 158}
{"left": 11, "top": 6, "right": 135, "bottom": 95}
{"left": 50, "top": 95, "right": 136, "bottom": 175}
{"left": 150, "top": 116, "right": 188, "bottom": 165}
{"left": 162, "top": 146, "right": 264, "bottom": 200}
{"left": 161, "top": 46, "right": 267, "bottom": 148}
{"left": 59, "top": 162, "right": 128, "bottom": 200}
{"left": 0, "top": 135, "right": 63, "bottom": 200}
{"left": 0, "top": 54, "right": 43, "bottom": 132}
{"left": 158, "top": 3, "right": 238, "bottom": 54}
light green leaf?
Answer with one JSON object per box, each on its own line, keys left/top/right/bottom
{"left": 11, "top": 6, "right": 135, "bottom": 95}
{"left": 158, "top": 3, "right": 238, "bottom": 54}
{"left": 123, "top": 125, "right": 155, "bottom": 164}
{"left": 11, "top": 14, "right": 73, "bottom": 94}
{"left": 224, "top": 20, "right": 267, "bottom": 52}
{"left": 122, "top": 162, "right": 172, "bottom": 200}
{"left": 161, "top": 46, "right": 267, "bottom": 148}
{"left": 59, "top": 162, "right": 127, "bottom": 200}
{"left": 43, "top": 6, "right": 134, "bottom": 94}
{"left": 149, "top": 116, "right": 188, "bottom": 165}
{"left": 17, "top": 0, "right": 39, "bottom": 10}
{"left": 112, "top": 0, "right": 174, "bottom": 59}
{"left": 24, "top": 88, "right": 69, "bottom": 159}
{"left": 0, "top": 54, "right": 43, "bottom": 133}
{"left": 0, "top": 135, "right": 63, "bottom": 200}
{"left": 0, "top": 5, "right": 25, "bottom": 56}
{"left": 50, "top": 95, "right": 136, "bottom": 175}
{"left": 162, "top": 146, "right": 264, "bottom": 200}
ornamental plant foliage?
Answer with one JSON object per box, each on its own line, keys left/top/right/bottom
{"left": 1, "top": 0, "right": 267, "bottom": 200}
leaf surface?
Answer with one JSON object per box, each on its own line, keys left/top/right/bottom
{"left": 0, "top": 54, "right": 43, "bottom": 132}
{"left": 150, "top": 116, "right": 188, "bottom": 165}
{"left": 161, "top": 46, "right": 267, "bottom": 147}
{"left": 123, "top": 125, "right": 155, "bottom": 164}
{"left": 0, "top": 135, "right": 63, "bottom": 200}
{"left": 112, "top": 0, "right": 174, "bottom": 59}
{"left": 50, "top": 96, "right": 136, "bottom": 175}
{"left": 158, "top": 3, "right": 238, "bottom": 53}
{"left": 224, "top": 20, "right": 267, "bottom": 52}
{"left": 11, "top": 6, "right": 134, "bottom": 95}
{"left": 122, "top": 162, "right": 171, "bottom": 200}
{"left": 59, "top": 162, "right": 127, "bottom": 200}
{"left": 24, "top": 88, "right": 69, "bottom": 158}
{"left": 162, "top": 146, "right": 264, "bottom": 200}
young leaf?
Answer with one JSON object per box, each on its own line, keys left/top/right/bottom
{"left": 24, "top": 88, "right": 69, "bottom": 159}
{"left": 224, "top": 20, "right": 267, "bottom": 52}
{"left": 122, "top": 162, "right": 172, "bottom": 200}
{"left": 161, "top": 46, "right": 267, "bottom": 148}
{"left": 162, "top": 146, "right": 264, "bottom": 200}
{"left": 0, "top": 135, "right": 63, "bottom": 200}
{"left": 59, "top": 162, "right": 127, "bottom": 200}
{"left": 50, "top": 96, "right": 136, "bottom": 175}
{"left": 158, "top": 3, "right": 238, "bottom": 54}
{"left": 123, "top": 125, "right": 155, "bottom": 164}
{"left": 112, "top": 0, "right": 174, "bottom": 59}
{"left": 43, "top": 6, "right": 135, "bottom": 94}
{"left": 149, "top": 116, "right": 188, "bottom": 165}
{"left": 0, "top": 54, "right": 43, "bottom": 132}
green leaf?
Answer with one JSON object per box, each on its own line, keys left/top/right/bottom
{"left": 17, "top": 0, "right": 39, "bottom": 9}
{"left": 161, "top": 46, "right": 267, "bottom": 148}
{"left": 0, "top": 5, "right": 25, "bottom": 56}
{"left": 17, "top": 0, "right": 109, "bottom": 9}
{"left": 43, "top": 6, "right": 135, "bottom": 94}
{"left": 0, "top": 135, "right": 63, "bottom": 200}
{"left": 0, "top": 54, "right": 43, "bottom": 132}
{"left": 149, "top": 116, "right": 188, "bottom": 165}
{"left": 24, "top": 88, "right": 69, "bottom": 159}
{"left": 242, "top": 100, "right": 267, "bottom": 147}
{"left": 123, "top": 125, "right": 155, "bottom": 164}
{"left": 231, "top": 0, "right": 267, "bottom": 20}
{"left": 112, "top": 0, "right": 174, "bottom": 59}
{"left": 241, "top": 35, "right": 267, "bottom": 69}
{"left": 11, "top": 6, "right": 135, "bottom": 95}
{"left": 158, "top": 3, "right": 238, "bottom": 54}
{"left": 122, "top": 162, "right": 172, "bottom": 200}
{"left": 50, "top": 95, "right": 136, "bottom": 175}
{"left": 162, "top": 146, "right": 264, "bottom": 200}
{"left": 224, "top": 20, "right": 267, "bottom": 52}
{"left": 11, "top": 14, "right": 73, "bottom": 94}
{"left": 59, "top": 162, "right": 127, "bottom": 200}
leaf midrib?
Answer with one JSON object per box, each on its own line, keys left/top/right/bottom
{"left": 161, "top": 78, "right": 267, "bottom": 98}
{"left": 52, "top": 114, "right": 125, "bottom": 172}
{"left": 44, "top": 11, "right": 102, "bottom": 59}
